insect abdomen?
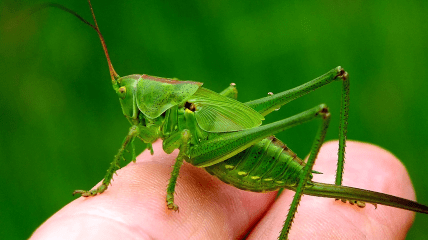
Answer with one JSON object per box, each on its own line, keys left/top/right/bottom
{"left": 204, "top": 136, "right": 309, "bottom": 192}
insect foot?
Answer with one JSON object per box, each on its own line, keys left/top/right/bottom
{"left": 73, "top": 183, "right": 107, "bottom": 197}
{"left": 166, "top": 193, "right": 179, "bottom": 212}
{"left": 336, "top": 198, "right": 366, "bottom": 208}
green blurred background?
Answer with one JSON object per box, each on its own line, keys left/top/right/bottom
{"left": 1, "top": 0, "right": 427, "bottom": 239}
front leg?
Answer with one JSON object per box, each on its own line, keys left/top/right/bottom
{"left": 163, "top": 129, "right": 192, "bottom": 211}
{"left": 73, "top": 125, "right": 140, "bottom": 197}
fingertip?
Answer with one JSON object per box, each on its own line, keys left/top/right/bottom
{"left": 316, "top": 140, "right": 415, "bottom": 201}
{"left": 248, "top": 140, "right": 416, "bottom": 239}
{"left": 32, "top": 140, "right": 277, "bottom": 240}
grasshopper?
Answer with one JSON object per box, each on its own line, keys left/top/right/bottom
{"left": 39, "top": 1, "right": 428, "bottom": 239}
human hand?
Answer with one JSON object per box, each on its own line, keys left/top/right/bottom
{"left": 31, "top": 140, "right": 415, "bottom": 239}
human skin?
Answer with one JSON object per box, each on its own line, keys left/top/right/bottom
{"left": 31, "top": 140, "right": 416, "bottom": 239}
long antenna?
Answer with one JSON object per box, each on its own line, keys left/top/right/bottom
{"left": 22, "top": 1, "right": 120, "bottom": 83}
{"left": 86, "top": 0, "right": 119, "bottom": 82}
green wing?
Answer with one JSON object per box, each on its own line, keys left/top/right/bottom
{"left": 187, "top": 88, "right": 264, "bottom": 132}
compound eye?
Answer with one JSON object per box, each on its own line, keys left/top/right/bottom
{"left": 118, "top": 86, "right": 127, "bottom": 99}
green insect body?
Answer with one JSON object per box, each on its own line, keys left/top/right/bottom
{"left": 42, "top": 1, "right": 428, "bottom": 239}
{"left": 205, "top": 136, "right": 308, "bottom": 192}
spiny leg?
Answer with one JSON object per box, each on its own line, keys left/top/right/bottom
{"left": 163, "top": 129, "right": 192, "bottom": 211}
{"left": 73, "top": 125, "right": 140, "bottom": 196}
{"left": 245, "top": 67, "right": 351, "bottom": 194}
{"left": 279, "top": 106, "right": 331, "bottom": 240}
{"left": 336, "top": 74, "right": 349, "bottom": 187}
{"left": 184, "top": 103, "right": 340, "bottom": 237}
{"left": 245, "top": 67, "right": 347, "bottom": 117}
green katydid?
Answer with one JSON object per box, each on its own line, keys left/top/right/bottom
{"left": 38, "top": 1, "right": 428, "bottom": 239}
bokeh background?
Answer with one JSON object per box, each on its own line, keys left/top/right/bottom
{"left": 1, "top": 0, "right": 428, "bottom": 239}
